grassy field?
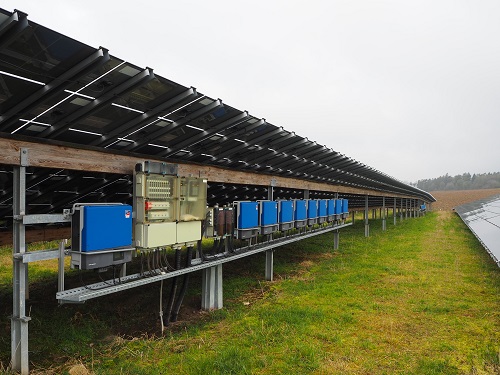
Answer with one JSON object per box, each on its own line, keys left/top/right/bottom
{"left": 1, "top": 211, "right": 499, "bottom": 374}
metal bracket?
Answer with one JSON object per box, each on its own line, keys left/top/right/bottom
{"left": 20, "top": 147, "right": 29, "bottom": 166}
{"left": 12, "top": 316, "right": 31, "bottom": 323}
{"left": 13, "top": 213, "right": 72, "bottom": 225}
{"left": 270, "top": 178, "right": 277, "bottom": 187}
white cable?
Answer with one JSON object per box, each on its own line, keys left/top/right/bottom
{"left": 159, "top": 279, "right": 165, "bottom": 333}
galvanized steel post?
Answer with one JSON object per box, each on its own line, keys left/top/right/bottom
{"left": 58, "top": 241, "right": 65, "bottom": 296}
{"left": 382, "top": 196, "right": 386, "bottom": 231}
{"left": 364, "top": 195, "right": 369, "bottom": 237}
{"left": 393, "top": 197, "right": 397, "bottom": 226}
{"left": 265, "top": 179, "right": 276, "bottom": 280}
{"left": 11, "top": 148, "right": 30, "bottom": 375}
{"left": 265, "top": 250, "right": 274, "bottom": 281}
{"left": 201, "top": 264, "right": 223, "bottom": 310}
{"left": 303, "top": 189, "right": 310, "bottom": 199}
{"left": 400, "top": 198, "right": 403, "bottom": 222}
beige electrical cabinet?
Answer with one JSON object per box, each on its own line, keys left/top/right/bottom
{"left": 136, "top": 222, "right": 177, "bottom": 248}
{"left": 134, "top": 163, "right": 207, "bottom": 249}
{"left": 179, "top": 177, "right": 207, "bottom": 221}
{"left": 176, "top": 221, "right": 202, "bottom": 244}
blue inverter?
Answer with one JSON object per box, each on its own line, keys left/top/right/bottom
{"left": 259, "top": 200, "right": 278, "bottom": 234}
{"left": 234, "top": 201, "right": 259, "bottom": 239}
{"left": 278, "top": 200, "right": 294, "bottom": 231}
{"left": 334, "top": 199, "right": 342, "bottom": 220}
{"left": 342, "top": 199, "right": 349, "bottom": 219}
{"left": 294, "top": 200, "right": 307, "bottom": 228}
{"left": 318, "top": 199, "right": 328, "bottom": 224}
{"left": 327, "top": 199, "right": 335, "bottom": 222}
{"left": 307, "top": 199, "right": 318, "bottom": 225}
{"left": 71, "top": 204, "right": 133, "bottom": 270}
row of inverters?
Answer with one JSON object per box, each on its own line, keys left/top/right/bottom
{"left": 232, "top": 199, "right": 349, "bottom": 239}
{"left": 70, "top": 162, "right": 350, "bottom": 269}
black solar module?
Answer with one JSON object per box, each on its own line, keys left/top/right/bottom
{"left": 0, "top": 8, "right": 434, "bottom": 229}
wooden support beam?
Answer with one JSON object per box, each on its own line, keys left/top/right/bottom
{"left": 0, "top": 227, "right": 71, "bottom": 246}
{"left": 0, "top": 136, "right": 415, "bottom": 199}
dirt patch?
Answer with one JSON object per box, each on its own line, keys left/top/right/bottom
{"left": 430, "top": 188, "right": 500, "bottom": 211}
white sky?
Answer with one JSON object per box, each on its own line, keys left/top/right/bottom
{"left": 3, "top": 0, "right": 500, "bottom": 183}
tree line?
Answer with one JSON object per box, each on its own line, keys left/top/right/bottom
{"left": 411, "top": 172, "right": 500, "bottom": 191}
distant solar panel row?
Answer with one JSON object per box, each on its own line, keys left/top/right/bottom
{"left": 455, "top": 195, "right": 500, "bottom": 267}
{"left": 0, "top": 8, "right": 434, "bottom": 223}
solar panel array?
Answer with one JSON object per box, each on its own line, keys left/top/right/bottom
{"left": 0, "top": 8, "right": 434, "bottom": 226}
{"left": 455, "top": 195, "right": 500, "bottom": 267}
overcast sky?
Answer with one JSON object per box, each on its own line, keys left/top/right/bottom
{"left": 3, "top": 0, "right": 500, "bottom": 182}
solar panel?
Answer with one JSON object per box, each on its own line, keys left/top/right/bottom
{"left": 455, "top": 195, "right": 500, "bottom": 267}
{"left": 0, "top": 7, "right": 434, "bottom": 228}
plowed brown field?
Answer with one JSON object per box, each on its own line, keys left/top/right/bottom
{"left": 430, "top": 188, "right": 500, "bottom": 211}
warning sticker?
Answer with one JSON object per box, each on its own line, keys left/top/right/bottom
{"left": 125, "top": 210, "right": 131, "bottom": 219}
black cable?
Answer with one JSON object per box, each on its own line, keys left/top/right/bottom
{"left": 162, "top": 249, "right": 175, "bottom": 271}
{"left": 170, "top": 246, "right": 193, "bottom": 322}
{"left": 79, "top": 269, "right": 113, "bottom": 291}
{"left": 117, "top": 264, "right": 122, "bottom": 284}
{"left": 98, "top": 271, "right": 116, "bottom": 287}
{"left": 218, "top": 236, "right": 225, "bottom": 253}
{"left": 197, "top": 239, "right": 205, "bottom": 261}
{"left": 158, "top": 248, "right": 168, "bottom": 273}
{"left": 211, "top": 238, "right": 219, "bottom": 256}
{"left": 164, "top": 248, "right": 181, "bottom": 326}
{"left": 140, "top": 252, "right": 145, "bottom": 277}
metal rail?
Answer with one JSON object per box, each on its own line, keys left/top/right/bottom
{"left": 56, "top": 222, "right": 352, "bottom": 303}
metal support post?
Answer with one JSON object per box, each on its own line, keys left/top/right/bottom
{"left": 303, "top": 189, "right": 310, "bottom": 199}
{"left": 364, "top": 195, "right": 369, "bottom": 237}
{"left": 351, "top": 210, "right": 355, "bottom": 224}
{"left": 382, "top": 196, "right": 386, "bottom": 231}
{"left": 405, "top": 199, "right": 408, "bottom": 219}
{"left": 58, "top": 241, "right": 65, "bottom": 296}
{"left": 120, "top": 264, "right": 127, "bottom": 278}
{"left": 333, "top": 230, "right": 339, "bottom": 250}
{"left": 265, "top": 250, "right": 274, "bottom": 281}
{"left": 201, "top": 264, "right": 223, "bottom": 310}
{"left": 11, "top": 149, "right": 30, "bottom": 375}
{"left": 393, "top": 198, "right": 397, "bottom": 226}
{"left": 268, "top": 178, "right": 276, "bottom": 201}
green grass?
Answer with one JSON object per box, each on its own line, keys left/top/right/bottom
{"left": 1, "top": 212, "right": 499, "bottom": 374}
